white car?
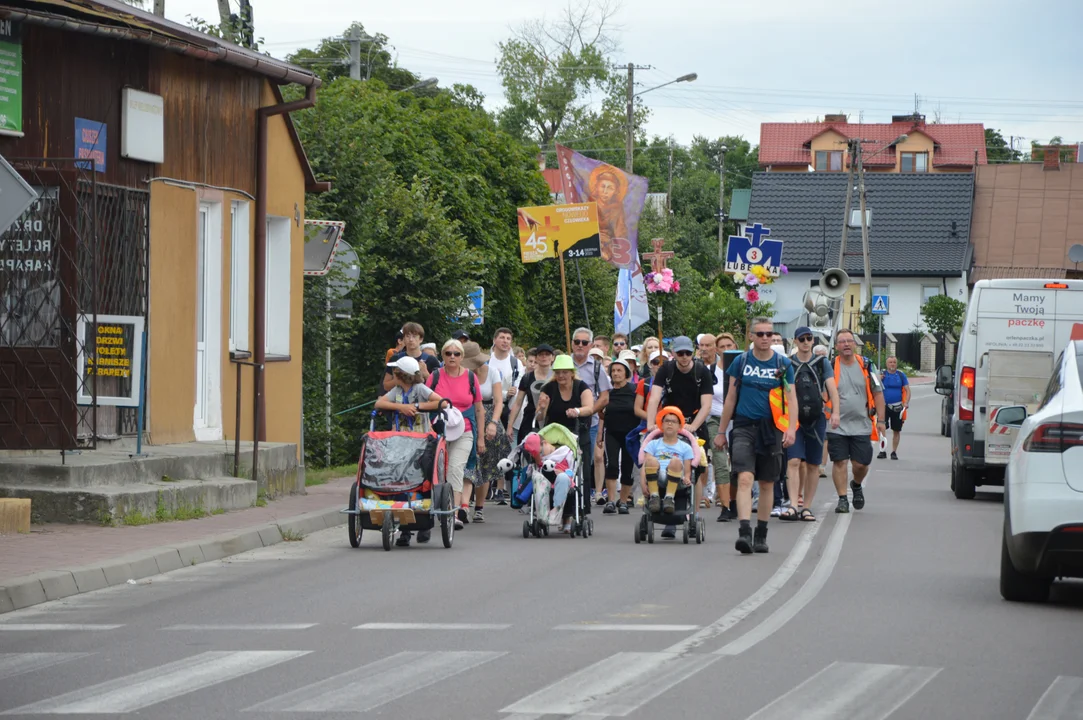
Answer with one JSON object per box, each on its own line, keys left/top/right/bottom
{"left": 999, "top": 339, "right": 1083, "bottom": 602}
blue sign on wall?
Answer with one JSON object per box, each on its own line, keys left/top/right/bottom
{"left": 725, "top": 222, "right": 784, "bottom": 276}
{"left": 75, "top": 117, "right": 106, "bottom": 173}
{"left": 458, "top": 286, "right": 484, "bottom": 325}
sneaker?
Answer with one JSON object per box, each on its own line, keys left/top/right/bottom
{"left": 596, "top": 493, "right": 607, "bottom": 506}
{"left": 819, "top": 466, "right": 827, "bottom": 478}
{"left": 753, "top": 526, "right": 769, "bottom": 554}
{"left": 890, "top": 452, "right": 898, "bottom": 461}
{"left": 416, "top": 529, "right": 431, "bottom": 544}
{"left": 395, "top": 532, "right": 412, "bottom": 547}
{"left": 661, "top": 525, "right": 676, "bottom": 539}
{"left": 835, "top": 495, "right": 850, "bottom": 514}
{"left": 662, "top": 495, "right": 675, "bottom": 514}
{"left": 717, "top": 508, "right": 731, "bottom": 522}
{"left": 458, "top": 507, "right": 470, "bottom": 524}
{"left": 648, "top": 493, "right": 661, "bottom": 513}
{"left": 735, "top": 525, "right": 753, "bottom": 554}
{"left": 770, "top": 505, "right": 782, "bottom": 518}
{"left": 562, "top": 520, "right": 573, "bottom": 533}
{"left": 454, "top": 518, "right": 465, "bottom": 530}
{"left": 473, "top": 508, "right": 485, "bottom": 523}
{"left": 850, "top": 481, "right": 865, "bottom": 510}
{"left": 603, "top": 502, "right": 617, "bottom": 515}
{"left": 877, "top": 451, "right": 887, "bottom": 459}
{"left": 495, "top": 490, "right": 507, "bottom": 505}
{"left": 617, "top": 502, "right": 630, "bottom": 515}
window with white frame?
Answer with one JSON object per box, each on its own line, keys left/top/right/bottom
{"left": 922, "top": 285, "right": 941, "bottom": 305}
{"left": 229, "top": 201, "right": 251, "bottom": 353}
{"left": 266, "top": 217, "right": 291, "bottom": 356}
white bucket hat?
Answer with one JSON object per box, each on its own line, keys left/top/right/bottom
{"left": 440, "top": 406, "right": 466, "bottom": 441}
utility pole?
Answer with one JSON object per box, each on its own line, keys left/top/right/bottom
{"left": 348, "top": 27, "right": 362, "bottom": 81}
{"left": 625, "top": 62, "right": 635, "bottom": 173}
{"left": 837, "top": 140, "right": 857, "bottom": 267}
{"left": 153, "top": 0, "right": 165, "bottom": 16}
{"left": 856, "top": 141, "right": 872, "bottom": 313}
{"left": 666, "top": 137, "right": 674, "bottom": 226}
{"left": 717, "top": 144, "right": 728, "bottom": 263}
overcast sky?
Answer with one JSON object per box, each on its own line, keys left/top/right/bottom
{"left": 167, "top": 0, "right": 1083, "bottom": 151}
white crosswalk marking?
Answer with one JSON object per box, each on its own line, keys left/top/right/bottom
{"left": 0, "top": 624, "right": 122, "bottom": 632}
{"left": 353, "top": 622, "right": 511, "bottom": 630}
{"left": 246, "top": 651, "right": 503, "bottom": 713}
{"left": 740, "top": 661, "right": 941, "bottom": 720}
{"left": 1, "top": 650, "right": 308, "bottom": 715}
{"left": 1027, "top": 677, "right": 1083, "bottom": 720}
{"left": 500, "top": 652, "right": 719, "bottom": 717}
{"left": 0, "top": 654, "right": 91, "bottom": 681}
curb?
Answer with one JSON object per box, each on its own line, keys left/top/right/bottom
{"left": 0, "top": 507, "right": 346, "bottom": 615}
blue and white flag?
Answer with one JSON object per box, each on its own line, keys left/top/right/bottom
{"left": 614, "top": 259, "right": 650, "bottom": 334}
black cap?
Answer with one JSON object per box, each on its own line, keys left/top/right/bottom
{"left": 535, "top": 343, "right": 556, "bottom": 354}
{"left": 452, "top": 330, "right": 470, "bottom": 341}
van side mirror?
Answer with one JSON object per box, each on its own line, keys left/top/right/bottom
{"left": 992, "top": 405, "right": 1027, "bottom": 428}
{"left": 934, "top": 364, "right": 954, "bottom": 395}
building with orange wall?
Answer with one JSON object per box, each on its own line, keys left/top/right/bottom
{"left": 0, "top": 0, "right": 327, "bottom": 457}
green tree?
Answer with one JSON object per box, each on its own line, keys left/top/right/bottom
{"left": 921, "top": 295, "right": 967, "bottom": 337}
{"left": 286, "top": 23, "right": 416, "bottom": 87}
{"left": 985, "top": 128, "right": 1020, "bottom": 163}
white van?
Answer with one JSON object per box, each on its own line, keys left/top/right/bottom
{"left": 935, "top": 278, "right": 1083, "bottom": 499}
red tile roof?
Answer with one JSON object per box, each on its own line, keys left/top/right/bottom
{"left": 759, "top": 120, "right": 987, "bottom": 168}
{"left": 542, "top": 168, "right": 563, "bottom": 195}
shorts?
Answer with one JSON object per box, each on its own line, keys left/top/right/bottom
{"left": 706, "top": 416, "right": 731, "bottom": 484}
{"left": 827, "top": 433, "right": 874, "bottom": 466}
{"left": 886, "top": 404, "right": 905, "bottom": 431}
{"left": 787, "top": 416, "right": 826, "bottom": 465}
{"left": 729, "top": 423, "right": 782, "bottom": 482}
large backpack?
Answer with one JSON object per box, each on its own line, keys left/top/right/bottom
{"left": 793, "top": 357, "right": 826, "bottom": 428}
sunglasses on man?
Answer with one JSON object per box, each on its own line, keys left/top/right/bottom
{"left": 797, "top": 335, "right": 813, "bottom": 342}
{"left": 572, "top": 339, "right": 591, "bottom": 346}
{"left": 752, "top": 331, "right": 773, "bottom": 338}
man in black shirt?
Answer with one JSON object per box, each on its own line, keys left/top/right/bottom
{"left": 382, "top": 321, "right": 441, "bottom": 392}
{"left": 644, "top": 335, "right": 713, "bottom": 536}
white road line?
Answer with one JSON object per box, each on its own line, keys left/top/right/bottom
{"left": 353, "top": 622, "right": 511, "bottom": 631}
{"left": 0, "top": 654, "right": 91, "bottom": 681}
{"left": 741, "top": 661, "right": 941, "bottom": 720}
{"left": 246, "top": 650, "right": 503, "bottom": 713}
{"left": 1026, "top": 676, "right": 1083, "bottom": 720}
{"left": 161, "top": 624, "right": 317, "bottom": 631}
{"left": 2, "top": 650, "right": 308, "bottom": 715}
{"left": 715, "top": 511, "right": 852, "bottom": 656}
{"left": 554, "top": 624, "right": 700, "bottom": 632}
{"left": 500, "top": 652, "right": 719, "bottom": 717}
{"left": 663, "top": 502, "right": 831, "bottom": 655}
{"left": 0, "top": 624, "right": 122, "bottom": 632}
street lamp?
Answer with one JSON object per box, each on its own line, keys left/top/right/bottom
{"left": 626, "top": 72, "right": 697, "bottom": 172}
{"left": 399, "top": 77, "right": 438, "bottom": 93}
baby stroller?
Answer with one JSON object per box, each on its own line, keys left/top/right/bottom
{"left": 343, "top": 409, "right": 455, "bottom": 551}
{"left": 498, "top": 423, "right": 593, "bottom": 539}
{"left": 633, "top": 427, "right": 707, "bottom": 545}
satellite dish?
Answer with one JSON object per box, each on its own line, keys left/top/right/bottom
{"left": 1069, "top": 244, "right": 1083, "bottom": 264}
{"left": 329, "top": 241, "right": 360, "bottom": 299}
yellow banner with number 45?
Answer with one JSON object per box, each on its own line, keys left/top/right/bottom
{"left": 516, "top": 203, "right": 601, "bottom": 263}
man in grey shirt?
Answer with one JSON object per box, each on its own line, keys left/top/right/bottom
{"left": 826, "top": 329, "right": 886, "bottom": 514}
{"left": 571, "top": 327, "right": 611, "bottom": 502}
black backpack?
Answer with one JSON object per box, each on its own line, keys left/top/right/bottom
{"left": 794, "top": 358, "right": 825, "bottom": 427}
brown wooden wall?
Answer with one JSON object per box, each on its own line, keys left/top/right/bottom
{"left": 0, "top": 25, "right": 150, "bottom": 187}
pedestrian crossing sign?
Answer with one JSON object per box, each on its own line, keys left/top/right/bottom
{"left": 871, "top": 294, "right": 889, "bottom": 315}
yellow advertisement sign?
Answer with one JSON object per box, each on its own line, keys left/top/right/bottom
{"left": 517, "top": 202, "right": 601, "bottom": 263}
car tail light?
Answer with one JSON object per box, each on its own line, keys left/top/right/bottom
{"left": 1021, "top": 423, "right": 1083, "bottom": 453}
{"left": 959, "top": 366, "right": 975, "bottom": 421}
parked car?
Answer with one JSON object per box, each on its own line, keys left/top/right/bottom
{"left": 936, "top": 278, "right": 1083, "bottom": 499}
{"left": 997, "top": 339, "right": 1083, "bottom": 602}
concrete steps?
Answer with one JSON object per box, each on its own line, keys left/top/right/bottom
{"left": 0, "top": 477, "right": 258, "bottom": 525}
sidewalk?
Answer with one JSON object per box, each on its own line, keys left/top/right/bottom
{"left": 0, "top": 475, "right": 355, "bottom": 591}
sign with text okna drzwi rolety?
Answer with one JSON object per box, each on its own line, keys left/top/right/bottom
{"left": 76, "top": 314, "right": 144, "bottom": 407}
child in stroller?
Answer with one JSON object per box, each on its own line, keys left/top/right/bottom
{"left": 633, "top": 406, "right": 708, "bottom": 544}
{"left": 497, "top": 423, "right": 590, "bottom": 536}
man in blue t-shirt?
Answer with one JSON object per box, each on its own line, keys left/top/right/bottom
{"left": 715, "top": 317, "right": 797, "bottom": 555}
{"left": 878, "top": 355, "right": 910, "bottom": 461}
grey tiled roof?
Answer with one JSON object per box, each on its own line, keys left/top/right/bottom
{"left": 746, "top": 172, "right": 975, "bottom": 275}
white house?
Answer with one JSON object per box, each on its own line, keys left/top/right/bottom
{"left": 745, "top": 172, "right": 975, "bottom": 338}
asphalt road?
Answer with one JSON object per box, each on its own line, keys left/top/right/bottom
{"left": 1, "top": 384, "right": 1081, "bottom": 719}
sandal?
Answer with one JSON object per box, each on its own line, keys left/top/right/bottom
{"left": 778, "top": 504, "right": 800, "bottom": 521}
{"left": 798, "top": 508, "right": 817, "bottom": 522}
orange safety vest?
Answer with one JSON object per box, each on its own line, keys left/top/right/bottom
{"left": 827, "top": 356, "right": 879, "bottom": 442}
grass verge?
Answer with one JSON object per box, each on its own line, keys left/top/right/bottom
{"left": 304, "top": 464, "right": 356, "bottom": 487}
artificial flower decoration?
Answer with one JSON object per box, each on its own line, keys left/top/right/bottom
{"left": 646, "top": 267, "right": 680, "bottom": 294}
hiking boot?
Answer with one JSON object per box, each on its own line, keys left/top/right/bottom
{"left": 835, "top": 495, "right": 850, "bottom": 514}
{"left": 717, "top": 507, "right": 731, "bottom": 522}
{"left": 661, "top": 525, "right": 676, "bottom": 539}
{"left": 416, "top": 529, "right": 431, "bottom": 544}
{"left": 662, "top": 495, "right": 675, "bottom": 514}
{"left": 617, "top": 502, "right": 630, "bottom": 515}
{"left": 395, "top": 532, "right": 412, "bottom": 547}
{"left": 753, "top": 525, "right": 769, "bottom": 553}
{"left": 603, "top": 502, "right": 617, "bottom": 515}
{"left": 890, "top": 452, "right": 898, "bottom": 461}
{"left": 877, "top": 451, "right": 887, "bottom": 459}
{"left": 850, "top": 481, "right": 865, "bottom": 510}
{"left": 735, "top": 525, "right": 753, "bottom": 554}
{"left": 472, "top": 508, "right": 485, "bottom": 523}
{"left": 648, "top": 493, "right": 661, "bottom": 513}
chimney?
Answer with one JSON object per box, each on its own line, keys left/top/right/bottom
{"left": 824, "top": 113, "right": 847, "bottom": 123}
{"left": 1044, "top": 145, "right": 1061, "bottom": 171}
